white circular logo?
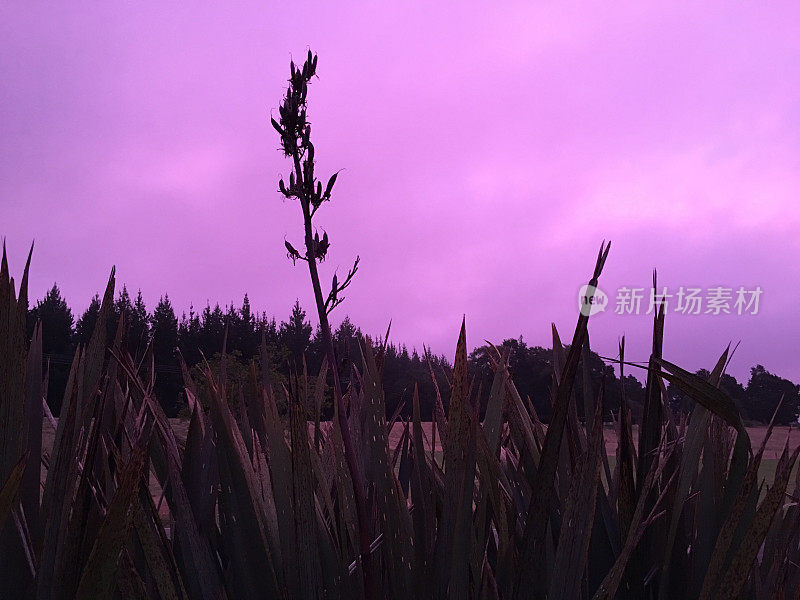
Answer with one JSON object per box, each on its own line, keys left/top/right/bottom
{"left": 578, "top": 284, "right": 608, "bottom": 316}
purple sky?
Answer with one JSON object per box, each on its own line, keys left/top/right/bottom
{"left": 2, "top": 3, "right": 799, "bottom": 383}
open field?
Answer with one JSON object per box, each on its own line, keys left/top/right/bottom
{"left": 382, "top": 421, "right": 800, "bottom": 462}
{"left": 41, "top": 418, "right": 800, "bottom": 459}
{"left": 40, "top": 418, "right": 800, "bottom": 485}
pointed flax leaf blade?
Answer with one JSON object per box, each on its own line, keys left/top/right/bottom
{"left": 290, "top": 394, "right": 325, "bottom": 600}
{"left": 78, "top": 268, "right": 115, "bottom": 426}
{"left": 516, "top": 241, "right": 611, "bottom": 599}
{"left": 432, "top": 319, "right": 471, "bottom": 599}
{"left": 716, "top": 445, "right": 800, "bottom": 599}
{"left": 0, "top": 456, "right": 26, "bottom": 530}
{"left": 549, "top": 388, "right": 605, "bottom": 600}
{"left": 206, "top": 367, "right": 281, "bottom": 597}
{"left": 22, "top": 321, "right": 43, "bottom": 545}
{"left": 74, "top": 426, "right": 151, "bottom": 600}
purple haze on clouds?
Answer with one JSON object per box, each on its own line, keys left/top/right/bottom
{"left": 2, "top": 2, "right": 799, "bottom": 382}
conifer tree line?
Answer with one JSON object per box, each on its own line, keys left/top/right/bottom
{"left": 27, "top": 282, "right": 800, "bottom": 424}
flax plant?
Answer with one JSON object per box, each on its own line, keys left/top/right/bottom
{"left": 271, "top": 50, "right": 372, "bottom": 596}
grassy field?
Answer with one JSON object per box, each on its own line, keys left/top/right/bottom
{"left": 380, "top": 422, "right": 800, "bottom": 485}
{"left": 36, "top": 416, "right": 796, "bottom": 531}
{"left": 42, "top": 418, "right": 798, "bottom": 487}
{"left": 44, "top": 418, "right": 800, "bottom": 458}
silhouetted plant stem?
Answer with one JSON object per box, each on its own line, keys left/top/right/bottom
{"left": 299, "top": 163, "right": 374, "bottom": 594}
{"left": 275, "top": 51, "right": 374, "bottom": 597}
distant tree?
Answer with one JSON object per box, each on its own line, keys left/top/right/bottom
{"left": 29, "top": 283, "right": 73, "bottom": 355}
{"left": 150, "top": 295, "right": 180, "bottom": 416}
{"left": 28, "top": 278, "right": 800, "bottom": 427}
{"left": 469, "top": 337, "right": 631, "bottom": 422}
{"left": 235, "top": 294, "right": 258, "bottom": 359}
{"left": 112, "top": 285, "right": 133, "bottom": 341}
{"left": 224, "top": 302, "right": 240, "bottom": 343}
{"left": 28, "top": 284, "right": 74, "bottom": 413}
{"left": 619, "top": 374, "right": 646, "bottom": 422}
{"left": 128, "top": 290, "right": 149, "bottom": 358}
{"left": 743, "top": 365, "right": 800, "bottom": 425}
{"left": 178, "top": 304, "right": 202, "bottom": 366}
{"left": 469, "top": 338, "right": 555, "bottom": 420}
{"left": 333, "top": 316, "right": 362, "bottom": 383}
{"left": 382, "top": 342, "right": 429, "bottom": 419}
{"left": 255, "top": 313, "right": 288, "bottom": 397}
{"left": 279, "top": 300, "right": 312, "bottom": 367}
{"left": 306, "top": 323, "right": 326, "bottom": 375}
{"left": 199, "top": 303, "right": 225, "bottom": 359}
{"left": 74, "top": 294, "right": 101, "bottom": 348}
{"left": 258, "top": 313, "right": 281, "bottom": 352}
{"left": 720, "top": 372, "right": 747, "bottom": 417}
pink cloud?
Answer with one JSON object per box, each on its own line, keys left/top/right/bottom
{"left": 2, "top": 1, "right": 798, "bottom": 383}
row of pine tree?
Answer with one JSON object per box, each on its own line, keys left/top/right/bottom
{"left": 27, "top": 283, "right": 800, "bottom": 424}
